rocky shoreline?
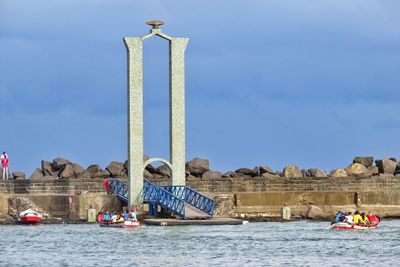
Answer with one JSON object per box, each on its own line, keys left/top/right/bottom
{"left": 10, "top": 155, "right": 400, "bottom": 181}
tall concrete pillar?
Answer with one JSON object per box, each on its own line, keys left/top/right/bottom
{"left": 124, "top": 37, "right": 144, "bottom": 208}
{"left": 170, "top": 38, "right": 189, "bottom": 186}
{"left": 124, "top": 21, "right": 189, "bottom": 208}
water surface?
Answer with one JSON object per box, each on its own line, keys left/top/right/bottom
{"left": 0, "top": 220, "right": 399, "bottom": 266}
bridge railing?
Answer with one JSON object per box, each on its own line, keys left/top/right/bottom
{"left": 109, "top": 179, "right": 186, "bottom": 219}
{"left": 143, "top": 180, "right": 186, "bottom": 219}
{"left": 161, "top": 185, "right": 214, "bottom": 217}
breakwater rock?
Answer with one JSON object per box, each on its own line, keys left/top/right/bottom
{"left": 16, "top": 155, "right": 400, "bottom": 181}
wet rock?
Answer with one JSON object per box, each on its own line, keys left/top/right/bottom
{"left": 106, "top": 161, "right": 125, "bottom": 177}
{"left": 52, "top": 157, "right": 72, "bottom": 171}
{"left": 87, "top": 164, "right": 101, "bottom": 174}
{"left": 185, "top": 158, "right": 209, "bottom": 175}
{"left": 305, "top": 205, "right": 327, "bottom": 220}
{"left": 59, "top": 164, "right": 75, "bottom": 179}
{"left": 202, "top": 170, "right": 222, "bottom": 180}
{"left": 345, "top": 163, "right": 372, "bottom": 177}
{"left": 353, "top": 156, "right": 374, "bottom": 167}
{"left": 308, "top": 168, "right": 327, "bottom": 178}
{"left": 375, "top": 159, "right": 397, "bottom": 174}
{"left": 329, "top": 168, "right": 348, "bottom": 178}
{"left": 283, "top": 165, "right": 302, "bottom": 178}
{"left": 12, "top": 171, "right": 25, "bottom": 180}
{"left": 389, "top": 157, "right": 397, "bottom": 162}
{"left": 29, "top": 168, "right": 44, "bottom": 180}
{"left": 235, "top": 168, "right": 258, "bottom": 177}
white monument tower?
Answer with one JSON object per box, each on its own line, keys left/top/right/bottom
{"left": 124, "top": 21, "right": 189, "bottom": 208}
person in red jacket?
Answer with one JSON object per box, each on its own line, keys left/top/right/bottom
{"left": 1, "top": 152, "right": 9, "bottom": 180}
{"left": 368, "top": 211, "right": 380, "bottom": 225}
{"left": 103, "top": 178, "right": 111, "bottom": 193}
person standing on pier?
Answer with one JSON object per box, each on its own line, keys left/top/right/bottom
{"left": 1, "top": 152, "right": 9, "bottom": 180}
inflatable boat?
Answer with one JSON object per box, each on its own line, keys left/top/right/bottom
{"left": 99, "top": 221, "right": 140, "bottom": 228}
{"left": 18, "top": 209, "right": 42, "bottom": 224}
{"left": 331, "top": 222, "right": 378, "bottom": 230}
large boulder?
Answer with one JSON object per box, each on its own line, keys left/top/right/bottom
{"left": 71, "top": 163, "right": 85, "bottom": 177}
{"left": 305, "top": 205, "right": 327, "bottom": 220}
{"left": 222, "top": 171, "right": 241, "bottom": 178}
{"left": 395, "top": 162, "right": 400, "bottom": 175}
{"left": 259, "top": 166, "right": 273, "bottom": 175}
{"left": 202, "top": 170, "right": 222, "bottom": 180}
{"left": 369, "top": 166, "right": 379, "bottom": 175}
{"left": 345, "top": 163, "right": 372, "bottom": 177}
{"left": 329, "top": 168, "right": 348, "bottom": 178}
{"left": 106, "top": 161, "right": 125, "bottom": 176}
{"left": 143, "top": 169, "right": 153, "bottom": 179}
{"left": 157, "top": 165, "right": 171, "bottom": 177}
{"left": 353, "top": 156, "right": 374, "bottom": 167}
{"left": 52, "top": 157, "right": 72, "bottom": 171}
{"left": 12, "top": 171, "right": 26, "bottom": 180}
{"left": 375, "top": 159, "right": 397, "bottom": 174}
{"left": 59, "top": 164, "right": 75, "bottom": 179}
{"left": 41, "top": 160, "right": 57, "bottom": 176}
{"left": 29, "top": 168, "right": 44, "bottom": 180}
{"left": 87, "top": 164, "right": 101, "bottom": 174}
{"left": 78, "top": 171, "right": 92, "bottom": 179}
{"left": 283, "top": 165, "right": 302, "bottom": 178}
{"left": 308, "top": 168, "right": 327, "bottom": 178}
{"left": 185, "top": 158, "right": 209, "bottom": 175}
{"left": 235, "top": 168, "right": 258, "bottom": 177}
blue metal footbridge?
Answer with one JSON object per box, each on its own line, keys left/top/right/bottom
{"left": 109, "top": 179, "right": 215, "bottom": 220}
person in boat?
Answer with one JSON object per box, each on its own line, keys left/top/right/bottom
{"left": 129, "top": 207, "right": 138, "bottom": 222}
{"left": 122, "top": 210, "right": 130, "bottom": 221}
{"left": 360, "top": 212, "right": 369, "bottom": 225}
{"left": 97, "top": 211, "right": 104, "bottom": 223}
{"left": 113, "top": 212, "right": 125, "bottom": 223}
{"left": 334, "top": 211, "right": 345, "bottom": 222}
{"left": 343, "top": 211, "right": 353, "bottom": 224}
{"left": 353, "top": 210, "right": 363, "bottom": 225}
{"left": 368, "top": 211, "right": 380, "bottom": 225}
{"left": 103, "top": 210, "right": 112, "bottom": 223}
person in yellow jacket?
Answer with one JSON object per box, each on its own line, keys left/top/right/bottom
{"left": 353, "top": 211, "right": 363, "bottom": 225}
{"left": 361, "top": 212, "right": 369, "bottom": 225}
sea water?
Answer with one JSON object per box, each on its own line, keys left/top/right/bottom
{"left": 0, "top": 220, "right": 399, "bottom": 266}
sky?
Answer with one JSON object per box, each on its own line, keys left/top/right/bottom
{"left": 1, "top": 0, "right": 400, "bottom": 176}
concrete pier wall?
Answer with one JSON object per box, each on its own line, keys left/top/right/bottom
{"left": 0, "top": 175, "right": 399, "bottom": 221}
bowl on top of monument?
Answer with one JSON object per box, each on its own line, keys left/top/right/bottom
{"left": 146, "top": 20, "right": 164, "bottom": 29}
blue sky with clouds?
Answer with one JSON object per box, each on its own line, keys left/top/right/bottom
{"left": 1, "top": 0, "right": 400, "bottom": 175}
